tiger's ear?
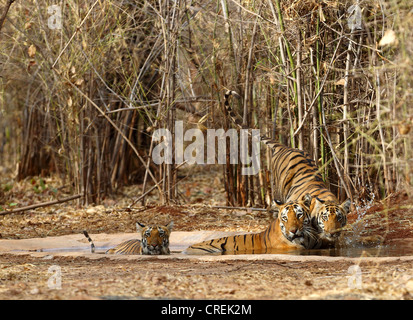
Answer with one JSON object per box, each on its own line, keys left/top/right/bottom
{"left": 271, "top": 199, "right": 283, "bottom": 219}
{"left": 314, "top": 197, "right": 324, "bottom": 212}
{"left": 136, "top": 222, "right": 145, "bottom": 232}
{"left": 302, "top": 194, "right": 313, "bottom": 208}
{"left": 166, "top": 221, "right": 174, "bottom": 232}
{"left": 341, "top": 199, "right": 351, "bottom": 215}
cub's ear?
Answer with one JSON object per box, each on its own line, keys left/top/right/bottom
{"left": 271, "top": 199, "right": 284, "bottom": 219}
{"left": 341, "top": 199, "right": 352, "bottom": 215}
{"left": 166, "top": 221, "right": 174, "bottom": 231}
{"left": 314, "top": 197, "right": 324, "bottom": 212}
{"left": 136, "top": 222, "right": 145, "bottom": 232}
{"left": 302, "top": 194, "right": 313, "bottom": 208}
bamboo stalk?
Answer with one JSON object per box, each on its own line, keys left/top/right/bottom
{"left": 319, "top": 104, "right": 352, "bottom": 201}
{"left": 316, "top": 15, "right": 325, "bottom": 180}
{"left": 274, "top": 0, "right": 297, "bottom": 104}
{"left": 274, "top": 0, "right": 296, "bottom": 147}
{"left": 220, "top": 0, "right": 238, "bottom": 81}
{"left": 309, "top": 47, "right": 319, "bottom": 162}
{"left": 343, "top": 32, "right": 354, "bottom": 197}
{"left": 296, "top": 31, "right": 303, "bottom": 149}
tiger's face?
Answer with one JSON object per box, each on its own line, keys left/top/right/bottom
{"left": 272, "top": 194, "right": 312, "bottom": 245}
{"left": 312, "top": 198, "right": 351, "bottom": 245}
{"left": 136, "top": 221, "right": 174, "bottom": 255}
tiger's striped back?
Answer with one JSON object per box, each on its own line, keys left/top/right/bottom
{"left": 224, "top": 90, "right": 351, "bottom": 247}
{"left": 184, "top": 195, "right": 320, "bottom": 255}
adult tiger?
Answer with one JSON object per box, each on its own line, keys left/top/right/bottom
{"left": 184, "top": 194, "right": 320, "bottom": 255}
{"left": 224, "top": 90, "right": 351, "bottom": 247}
{"left": 83, "top": 221, "right": 173, "bottom": 255}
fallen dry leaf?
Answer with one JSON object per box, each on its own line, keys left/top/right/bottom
{"left": 335, "top": 78, "right": 346, "bottom": 86}
{"left": 28, "top": 45, "right": 36, "bottom": 58}
{"left": 75, "top": 78, "right": 84, "bottom": 86}
{"left": 379, "top": 29, "right": 398, "bottom": 47}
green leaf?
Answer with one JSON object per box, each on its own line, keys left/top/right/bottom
{"left": 39, "top": 178, "right": 46, "bottom": 191}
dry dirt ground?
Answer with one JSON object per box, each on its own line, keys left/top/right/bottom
{"left": 0, "top": 253, "right": 412, "bottom": 300}
{"left": 1, "top": 166, "right": 413, "bottom": 300}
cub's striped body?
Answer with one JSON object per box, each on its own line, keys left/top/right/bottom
{"left": 105, "top": 238, "right": 143, "bottom": 255}
{"left": 184, "top": 195, "right": 320, "bottom": 255}
{"left": 224, "top": 90, "right": 351, "bottom": 247}
{"left": 83, "top": 221, "right": 173, "bottom": 255}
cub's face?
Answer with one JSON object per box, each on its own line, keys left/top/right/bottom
{"left": 273, "top": 195, "right": 312, "bottom": 244}
{"left": 313, "top": 199, "right": 351, "bottom": 245}
{"left": 136, "top": 221, "right": 173, "bottom": 255}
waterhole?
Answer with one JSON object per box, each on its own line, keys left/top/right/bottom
{"left": 217, "top": 239, "right": 413, "bottom": 257}
{"left": 29, "top": 240, "right": 413, "bottom": 258}
{"left": 2, "top": 232, "right": 412, "bottom": 258}
{"left": 299, "top": 240, "right": 413, "bottom": 257}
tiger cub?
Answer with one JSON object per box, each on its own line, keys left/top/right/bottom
{"left": 184, "top": 195, "right": 320, "bottom": 255}
{"left": 83, "top": 221, "right": 173, "bottom": 255}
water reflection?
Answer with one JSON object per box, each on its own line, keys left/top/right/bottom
{"left": 219, "top": 242, "right": 413, "bottom": 257}
{"left": 298, "top": 245, "right": 409, "bottom": 257}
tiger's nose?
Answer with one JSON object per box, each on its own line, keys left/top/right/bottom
{"left": 290, "top": 227, "right": 298, "bottom": 235}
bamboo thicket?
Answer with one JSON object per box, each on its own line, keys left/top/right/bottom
{"left": 0, "top": 0, "right": 411, "bottom": 207}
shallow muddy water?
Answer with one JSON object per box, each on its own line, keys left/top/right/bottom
{"left": 197, "top": 239, "right": 413, "bottom": 257}
{"left": 2, "top": 231, "right": 412, "bottom": 259}
{"left": 29, "top": 241, "right": 413, "bottom": 258}
{"left": 299, "top": 243, "right": 413, "bottom": 257}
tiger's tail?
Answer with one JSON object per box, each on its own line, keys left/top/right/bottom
{"left": 224, "top": 90, "right": 277, "bottom": 148}
{"left": 224, "top": 90, "right": 244, "bottom": 129}
{"left": 82, "top": 230, "right": 96, "bottom": 253}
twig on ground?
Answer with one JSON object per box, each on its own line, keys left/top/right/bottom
{"left": 0, "top": 194, "right": 82, "bottom": 216}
